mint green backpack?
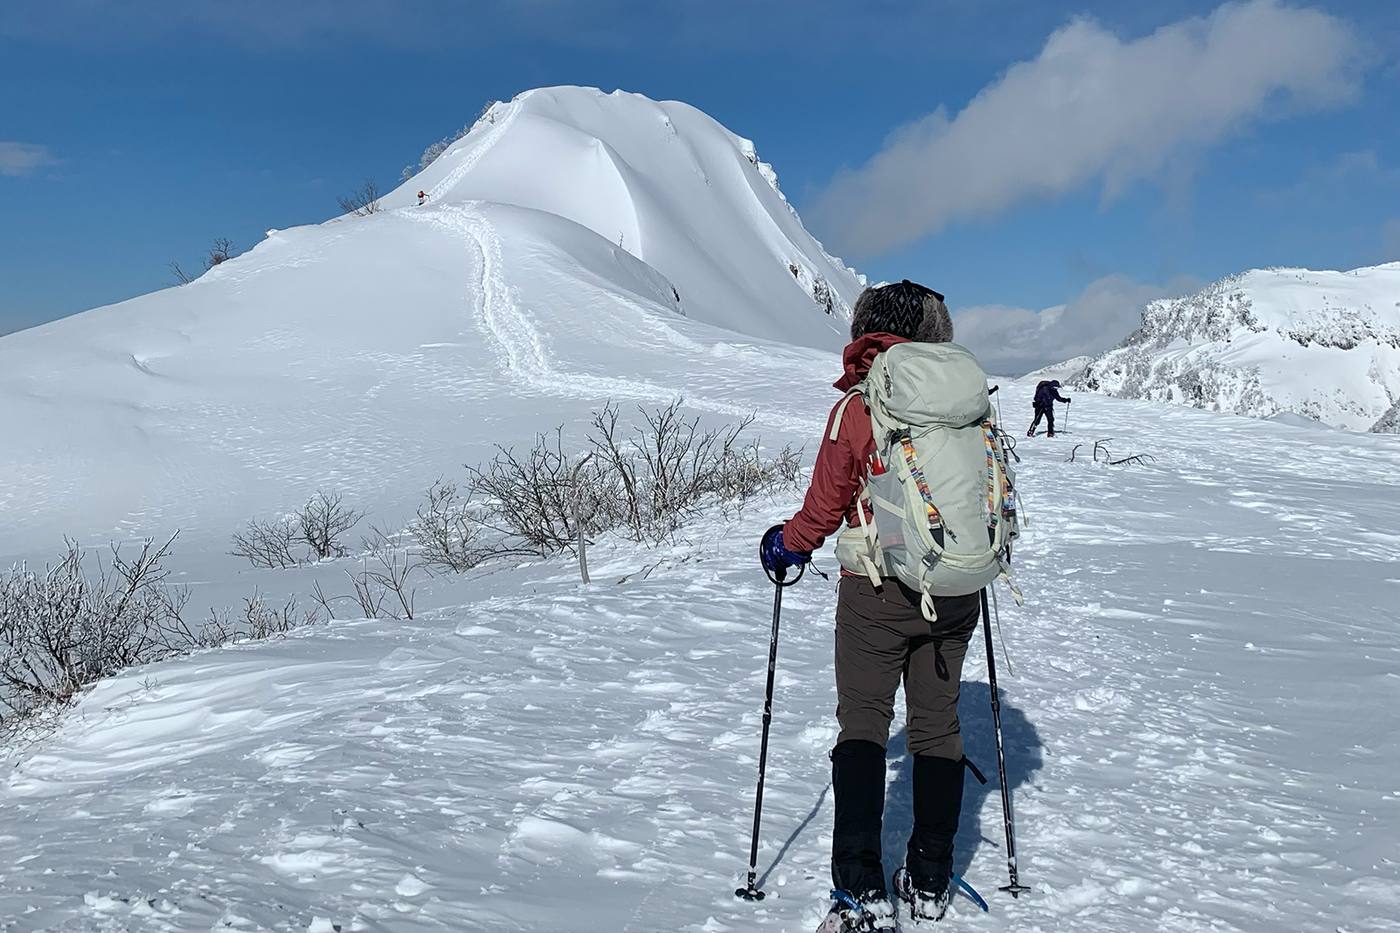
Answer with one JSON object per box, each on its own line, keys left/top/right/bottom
{"left": 832, "top": 342, "right": 1023, "bottom": 620}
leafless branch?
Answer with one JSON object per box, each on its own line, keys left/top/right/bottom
{"left": 337, "top": 179, "right": 381, "bottom": 216}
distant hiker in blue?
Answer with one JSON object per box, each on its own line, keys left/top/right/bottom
{"left": 1027, "top": 380, "right": 1070, "bottom": 437}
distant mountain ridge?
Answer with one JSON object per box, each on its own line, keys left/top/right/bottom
{"left": 1069, "top": 262, "right": 1400, "bottom": 432}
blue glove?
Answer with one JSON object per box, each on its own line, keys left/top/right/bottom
{"left": 760, "top": 524, "right": 811, "bottom": 579}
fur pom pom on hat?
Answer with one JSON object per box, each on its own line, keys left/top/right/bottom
{"left": 849, "top": 279, "right": 953, "bottom": 343}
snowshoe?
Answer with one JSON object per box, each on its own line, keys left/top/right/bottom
{"left": 893, "top": 867, "right": 950, "bottom": 923}
{"left": 815, "top": 889, "right": 897, "bottom": 932}
{"left": 1046, "top": 430, "right": 1056, "bottom": 437}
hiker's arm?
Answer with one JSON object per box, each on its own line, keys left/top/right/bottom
{"left": 783, "top": 404, "right": 860, "bottom": 553}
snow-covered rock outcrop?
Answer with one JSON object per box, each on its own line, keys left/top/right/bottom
{"left": 1072, "top": 263, "right": 1400, "bottom": 432}
{"left": 1373, "top": 397, "right": 1400, "bottom": 434}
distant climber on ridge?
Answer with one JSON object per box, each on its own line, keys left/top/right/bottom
{"left": 1028, "top": 379, "right": 1070, "bottom": 437}
{"left": 417, "top": 190, "right": 428, "bottom": 206}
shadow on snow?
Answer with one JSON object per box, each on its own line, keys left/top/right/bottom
{"left": 756, "top": 681, "right": 1043, "bottom": 892}
{"left": 883, "top": 681, "right": 1044, "bottom": 886}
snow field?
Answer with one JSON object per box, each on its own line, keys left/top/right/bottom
{"left": 4, "top": 386, "right": 1399, "bottom": 932}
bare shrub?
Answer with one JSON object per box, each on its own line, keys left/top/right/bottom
{"left": 242, "top": 592, "right": 315, "bottom": 639}
{"left": 1066, "top": 438, "right": 1155, "bottom": 466}
{"left": 0, "top": 535, "right": 186, "bottom": 723}
{"left": 299, "top": 491, "right": 363, "bottom": 561}
{"left": 356, "top": 530, "right": 421, "bottom": 620}
{"left": 337, "top": 180, "right": 381, "bottom": 217}
{"left": 466, "top": 430, "right": 617, "bottom": 554}
{"left": 206, "top": 238, "right": 234, "bottom": 269}
{"left": 312, "top": 529, "right": 423, "bottom": 621}
{"left": 589, "top": 402, "right": 803, "bottom": 541}
{"left": 1, "top": 534, "right": 330, "bottom": 729}
{"left": 168, "top": 238, "right": 234, "bottom": 285}
{"left": 169, "top": 592, "right": 316, "bottom": 648}
{"left": 230, "top": 516, "right": 300, "bottom": 569}
{"left": 443, "top": 403, "right": 804, "bottom": 568}
{"left": 411, "top": 479, "right": 493, "bottom": 572}
{"left": 230, "top": 491, "right": 362, "bottom": 568}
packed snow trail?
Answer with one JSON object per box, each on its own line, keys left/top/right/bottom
{"left": 404, "top": 201, "right": 769, "bottom": 420}
{"left": 4, "top": 386, "right": 1398, "bottom": 932}
{"left": 424, "top": 96, "right": 524, "bottom": 203}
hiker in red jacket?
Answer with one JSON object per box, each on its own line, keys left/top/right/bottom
{"left": 417, "top": 190, "right": 428, "bottom": 206}
{"left": 759, "top": 280, "right": 979, "bottom": 931}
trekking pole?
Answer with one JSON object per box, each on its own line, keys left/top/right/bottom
{"left": 981, "top": 588, "right": 1031, "bottom": 898}
{"left": 1062, "top": 399, "right": 1070, "bottom": 435}
{"left": 735, "top": 554, "right": 805, "bottom": 902}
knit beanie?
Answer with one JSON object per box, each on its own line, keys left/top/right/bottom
{"left": 849, "top": 280, "right": 953, "bottom": 343}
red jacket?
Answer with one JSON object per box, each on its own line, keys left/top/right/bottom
{"left": 783, "top": 332, "right": 909, "bottom": 553}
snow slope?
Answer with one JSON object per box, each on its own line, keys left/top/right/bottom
{"left": 4, "top": 389, "right": 1399, "bottom": 933}
{"left": 1071, "top": 263, "right": 1400, "bottom": 432}
{"left": 0, "top": 87, "right": 858, "bottom": 567}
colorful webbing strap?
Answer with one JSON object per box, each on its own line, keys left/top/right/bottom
{"left": 899, "top": 432, "right": 942, "bottom": 528}
{"left": 986, "top": 423, "right": 1018, "bottom": 524}
{"left": 983, "top": 423, "right": 998, "bottom": 529}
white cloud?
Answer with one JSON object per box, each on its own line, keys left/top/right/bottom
{"left": 0, "top": 142, "right": 55, "bottom": 177}
{"left": 953, "top": 274, "right": 1200, "bottom": 375}
{"left": 811, "top": 0, "right": 1363, "bottom": 257}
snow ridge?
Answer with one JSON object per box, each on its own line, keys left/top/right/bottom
{"left": 425, "top": 95, "right": 526, "bottom": 203}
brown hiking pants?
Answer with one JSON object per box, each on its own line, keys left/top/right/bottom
{"left": 834, "top": 577, "right": 980, "bottom": 760}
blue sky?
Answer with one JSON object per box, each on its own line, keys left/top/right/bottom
{"left": 2, "top": 0, "right": 1398, "bottom": 349}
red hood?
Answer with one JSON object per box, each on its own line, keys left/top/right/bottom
{"left": 835, "top": 332, "right": 909, "bottom": 391}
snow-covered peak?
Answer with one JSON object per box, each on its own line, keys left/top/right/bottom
{"left": 1072, "top": 262, "right": 1400, "bottom": 432}
{"left": 389, "top": 86, "right": 862, "bottom": 348}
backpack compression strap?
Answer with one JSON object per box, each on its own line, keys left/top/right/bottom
{"left": 828, "top": 388, "right": 864, "bottom": 443}
{"left": 829, "top": 388, "right": 889, "bottom": 588}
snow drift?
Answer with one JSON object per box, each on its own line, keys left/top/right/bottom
{"left": 1069, "top": 262, "right": 1400, "bottom": 432}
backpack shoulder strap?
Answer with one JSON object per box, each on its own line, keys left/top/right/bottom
{"left": 828, "top": 387, "right": 865, "bottom": 443}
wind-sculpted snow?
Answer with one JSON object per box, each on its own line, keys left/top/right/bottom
{"left": 386, "top": 87, "right": 862, "bottom": 349}
{"left": 1073, "top": 263, "right": 1400, "bottom": 432}
{"left": 4, "top": 386, "right": 1399, "bottom": 932}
